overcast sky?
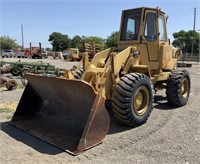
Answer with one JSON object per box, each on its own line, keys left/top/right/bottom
{"left": 0, "top": 0, "right": 200, "bottom": 48}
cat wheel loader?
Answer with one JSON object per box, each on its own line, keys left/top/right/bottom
{"left": 11, "top": 7, "right": 190, "bottom": 155}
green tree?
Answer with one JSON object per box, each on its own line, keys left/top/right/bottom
{"left": 105, "top": 31, "right": 119, "bottom": 48}
{"left": 45, "top": 47, "right": 52, "bottom": 52}
{"left": 172, "top": 30, "right": 200, "bottom": 53}
{"left": 0, "top": 36, "right": 19, "bottom": 50}
{"left": 70, "top": 35, "right": 83, "bottom": 51}
{"left": 48, "top": 32, "right": 71, "bottom": 51}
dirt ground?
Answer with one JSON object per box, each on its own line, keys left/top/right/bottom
{"left": 0, "top": 58, "right": 200, "bottom": 164}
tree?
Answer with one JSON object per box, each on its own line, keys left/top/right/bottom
{"left": 45, "top": 47, "right": 52, "bottom": 52}
{"left": 70, "top": 35, "right": 83, "bottom": 51}
{"left": 48, "top": 32, "right": 71, "bottom": 51}
{"left": 0, "top": 36, "right": 19, "bottom": 50}
{"left": 105, "top": 31, "right": 119, "bottom": 48}
{"left": 172, "top": 30, "right": 200, "bottom": 54}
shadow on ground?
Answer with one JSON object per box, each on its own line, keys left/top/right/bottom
{"left": 153, "top": 95, "right": 178, "bottom": 110}
{"left": 1, "top": 122, "right": 63, "bottom": 154}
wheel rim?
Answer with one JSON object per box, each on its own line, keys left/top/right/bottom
{"left": 181, "top": 78, "right": 189, "bottom": 98}
{"left": 132, "top": 86, "right": 149, "bottom": 116}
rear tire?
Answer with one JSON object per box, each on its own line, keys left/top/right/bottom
{"left": 166, "top": 70, "right": 190, "bottom": 106}
{"left": 112, "top": 73, "right": 153, "bottom": 127}
{"left": 74, "top": 68, "right": 83, "bottom": 79}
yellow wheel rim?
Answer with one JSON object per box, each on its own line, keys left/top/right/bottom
{"left": 133, "top": 86, "right": 149, "bottom": 116}
{"left": 181, "top": 78, "right": 189, "bottom": 98}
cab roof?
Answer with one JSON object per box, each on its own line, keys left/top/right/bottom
{"left": 122, "top": 7, "right": 166, "bottom": 15}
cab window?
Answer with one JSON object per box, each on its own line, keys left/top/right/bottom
{"left": 159, "top": 15, "right": 167, "bottom": 41}
{"left": 120, "top": 9, "right": 142, "bottom": 41}
{"left": 144, "top": 12, "right": 157, "bottom": 41}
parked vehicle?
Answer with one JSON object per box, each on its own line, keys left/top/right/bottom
{"left": 62, "top": 50, "right": 69, "bottom": 59}
{"left": 66, "top": 48, "right": 80, "bottom": 61}
{"left": 1, "top": 50, "right": 15, "bottom": 58}
{"left": 31, "top": 43, "right": 48, "bottom": 59}
{"left": 16, "top": 50, "right": 31, "bottom": 58}
{"left": 32, "top": 50, "right": 48, "bottom": 59}
{"left": 52, "top": 51, "right": 63, "bottom": 59}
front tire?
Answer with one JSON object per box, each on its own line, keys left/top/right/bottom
{"left": 112, "top": 73, "right": 153, "bottom": 127}
{"left": 166, "top": 70, "right": 190, "bottom": 107}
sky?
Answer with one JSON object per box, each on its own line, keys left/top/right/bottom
{"left": 0, "top": 0, "right": 200, "bottom": 48}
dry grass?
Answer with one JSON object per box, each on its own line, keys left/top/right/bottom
{"left": 0, "top": 101, "right": 18, "bottom": 113}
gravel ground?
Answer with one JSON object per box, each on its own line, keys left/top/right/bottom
{"left": 0, "top": 58, "right": 200, "bottom": 164}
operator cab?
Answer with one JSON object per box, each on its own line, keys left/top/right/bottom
{"left": 118, "top": 7, "right": 168, "bottom": 50}
{"left": 118, "top": 7, "right": 177, "bottom": 72}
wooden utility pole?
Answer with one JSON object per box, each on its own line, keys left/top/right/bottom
{"left": 198, "top": 30, "right": 200, "bottom": 64}
{"left": 191, "top": 8, "right": 196, "bottom": 59}
{"left": 21, "top": 24, "right": 24, "bottom": 49}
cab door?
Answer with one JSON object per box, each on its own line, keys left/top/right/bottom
{"left": 142, "top": 10, "right": 159, "bottom": 62}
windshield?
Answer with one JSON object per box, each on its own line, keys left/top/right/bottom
{"left": 120, "top": 9, "right": 142, "bottom": 41}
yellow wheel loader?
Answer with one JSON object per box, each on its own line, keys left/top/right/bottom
{"left": 11, "top": 7, "right": 190, "bottom": 155}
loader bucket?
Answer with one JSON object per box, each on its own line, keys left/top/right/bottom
{"left": 11, "top": 73, "right": 110, "bottom": 155}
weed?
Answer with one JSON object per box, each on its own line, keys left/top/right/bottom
{"left": 0, "top": 102, "right": 17, "bottom": 113}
